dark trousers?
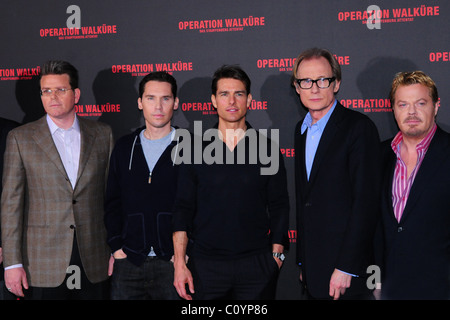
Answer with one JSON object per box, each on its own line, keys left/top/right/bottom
{"left": 24, "top": 233, "right": 109, "bottom": 300}
{"left": 111, "top": 256, "right": 179, "bottom": 300}
{"left": 189, "top": 251, "right": 280, "bottom": 300}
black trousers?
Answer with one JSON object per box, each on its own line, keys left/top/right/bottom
{"left": 24, "top": 232, "right": 109, "bottom": 300}
{"left": 188, "top": 251, "right": 279, "bottom": 300}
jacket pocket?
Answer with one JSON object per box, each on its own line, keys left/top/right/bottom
{"left": 157, "top": 212, "right": 173, "bottom": 257}
{"left": 123, "top": 213, "right": 146, "bottom": 254}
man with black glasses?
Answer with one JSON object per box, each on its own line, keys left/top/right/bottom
{"left": 292, "top": 48, "right": 381, "bottom": 300}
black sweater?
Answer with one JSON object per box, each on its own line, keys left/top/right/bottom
{"left": 173, "top": 123, "right": 289, "bottom": 260}
{"left": 104, "top": 127, "right": 179, "bottom": 266}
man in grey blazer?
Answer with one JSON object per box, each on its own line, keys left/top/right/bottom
{"left": 1, "top": 60, "right": 113, "bottom": 299}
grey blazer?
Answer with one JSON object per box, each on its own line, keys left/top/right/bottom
{"left": 1, "top": 116, "right": 113, "bottom": 287}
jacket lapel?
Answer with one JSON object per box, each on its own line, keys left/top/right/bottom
{"left": 307, "top": 104, "right": 342, "bottom": 186}
{"left": 76, "top": 117, "right": 95, "bottom": 187}
{"left": 383, "top": 147, "right": 397, "bottom": 224}
{"left": 32, "top": 116, "right": 69, "bottom": 181}
{"left": 400, "top": 127, "right": 450, "bottom": 222}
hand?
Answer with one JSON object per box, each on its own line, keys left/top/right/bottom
{"left": 108, "top": 255, "right": 115, "bottom": 276}
{"left": 109, "top": 249, "right": 127, "bottom": 276}
{"left": 173, "top": 261, "right": 194, "bottom": 300}
{"left": 329, "top": 269, "right": 352, "bottom": 300}
{"left": 5, "top": 267, "right": 28, "bottom": 297}
{"left": 273, "top": 256, "right": 283, "bottom": 269}
{"left": 113, "top": 249, "right": 127, "bottom": 259}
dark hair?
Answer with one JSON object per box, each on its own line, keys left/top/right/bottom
{"left": 40, "top": 60, "right": 79, "bottom": 89}
{"left": 291, "top": 48, "right": 341, "bottom": 84}
{"left": 211, "top": 65, "right": 251, "bottom": 95}
{"left": 139, "top": 71, "right": 178, "bottom": 98}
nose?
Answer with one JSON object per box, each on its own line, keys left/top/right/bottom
{"left": 407, "top": 104, "right": 417, "bottom": 114}
{"left": 310, "top": 82, "right": 321, "bottom": 93}
{"left": 228, "top": 94, "right": 236, "bottom": 105}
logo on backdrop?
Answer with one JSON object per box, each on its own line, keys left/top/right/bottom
{"left": 0, "top": 66, "right": 40, "bottom": 81}
{"left": 340, "top": 98, "right": 392, "bottom": 113}
{"left": 111, "top": 61, "right": 194, "bottom": 77}
{"left": 178, "top": 15, "right": 265, "bottom": 33}
{"left": 39, "top": 5, "right": 118, "bottom": 40}
{"left": 256, "top": 55, "right": 350, "bottom": 72}
{"left": 338, "top": 4, "right": 440, "bottom": 29}
{"left": 429, "top": 51, "right": 450, "bottom": 63}
{"left": 75, "top": 103, "right": 121, "bottom": 117}
{"left": 181, "top": 99, "right": 268, "bottom": 116}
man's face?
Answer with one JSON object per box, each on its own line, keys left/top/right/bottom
{"left": 211, "top": 78, "right": 252, "bottom": 126}
{"left": 138, "top": 80, "right": 179, "bottom": 130}
{"left": 294, "top": 56, "right": 340, "bottom": 112}
{"left": 40, "top": 74, "right": 80, "bottom": 121}
{"left": 393, "top": 83, "right": 438, "bottom": 140}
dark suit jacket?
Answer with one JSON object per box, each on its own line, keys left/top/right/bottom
{"left": 0, "top": 117, "right": 20, "bottom": 282}
{"left": 1, "top": 116, "right": 113, "bottom": 287}
{"left": 379, "top": 126, "right": 450, "bottom": 299}
{"left": 295, "top": 102, "right": 381, "bottom": 299}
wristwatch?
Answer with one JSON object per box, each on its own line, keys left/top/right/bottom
{"left": 273, "top": 252, "right": 285, "bottom": 262}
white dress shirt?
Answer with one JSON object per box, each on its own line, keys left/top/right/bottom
{"left": 46, "top": 115, "right": 81, "bottom": 189}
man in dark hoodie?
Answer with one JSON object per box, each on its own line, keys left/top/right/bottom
{"left": 104, "top": 71, "right": 180, "bottom": 300}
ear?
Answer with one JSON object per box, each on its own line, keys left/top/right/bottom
{"left": 74, "top": 88, "right": 81, "bottom": 104}
{"left": 137, "top": 97, "right": 143, "bottom": 110}
{"left": 211, "top": 94, "right": 217, "bottom": 109}
{"left": 246, "top": 93, "right": 253, "bottom": 107}
{"left": 173, "top": 97, "right": 179, "bottom": 110}
{"left": 333, "top": 80, "right": 341, "bottom": 94}
{"left": 434, "top": 101, "right": 439, "bottom": 116}
{"left": 294, "top": 82, "right": 301, "bottom": 95}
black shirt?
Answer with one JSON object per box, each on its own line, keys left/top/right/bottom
{"left": 173, "top": 123, "right": 289, "bottom": 260}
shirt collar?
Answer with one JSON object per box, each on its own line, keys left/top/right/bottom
{"left": 46, "top": 114, "right": 80, "bottom": 135}
{"left": 301, "top": 100, "right": 337, "bottom": 134}
{"left": 391, "top": 123, "right": 437, "bottom": 154}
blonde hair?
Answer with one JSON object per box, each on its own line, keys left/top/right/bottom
{"left": 389, "top": 71, "right": 438, "bottom": 106}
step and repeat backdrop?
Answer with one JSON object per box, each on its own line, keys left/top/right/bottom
{"left": 1, "top": 1, "right": 449, "bottom": 299}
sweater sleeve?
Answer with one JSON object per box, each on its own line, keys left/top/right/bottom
{"left": 267, "top": 149, "right": 290, "bottom": 248}
{"left": 172, "top": 162, "right": 196, "bottom": 234}
{"left": 104, "top": 145, "right": 124, "bottom": 253}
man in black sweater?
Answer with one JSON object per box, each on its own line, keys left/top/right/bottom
{"left": 172, "top": 65, "right": 289, "bottom": 300}
{"left": 104, "top": 72, "right": 180, "bottom": 299}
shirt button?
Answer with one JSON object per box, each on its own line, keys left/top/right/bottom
{"left": 397, "top": 226, "right": 403, "bottom": 232}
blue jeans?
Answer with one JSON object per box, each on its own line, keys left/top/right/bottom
{"left": 111, "top": 256, "right": 179, "bottom": 300}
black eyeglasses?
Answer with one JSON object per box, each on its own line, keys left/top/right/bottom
{"left": 294, "top": 77, "right": 336, "bottom": 89}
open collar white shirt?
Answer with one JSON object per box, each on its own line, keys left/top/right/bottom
{"left": 46, "top": 114, "right": 81, "bottom": 189}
